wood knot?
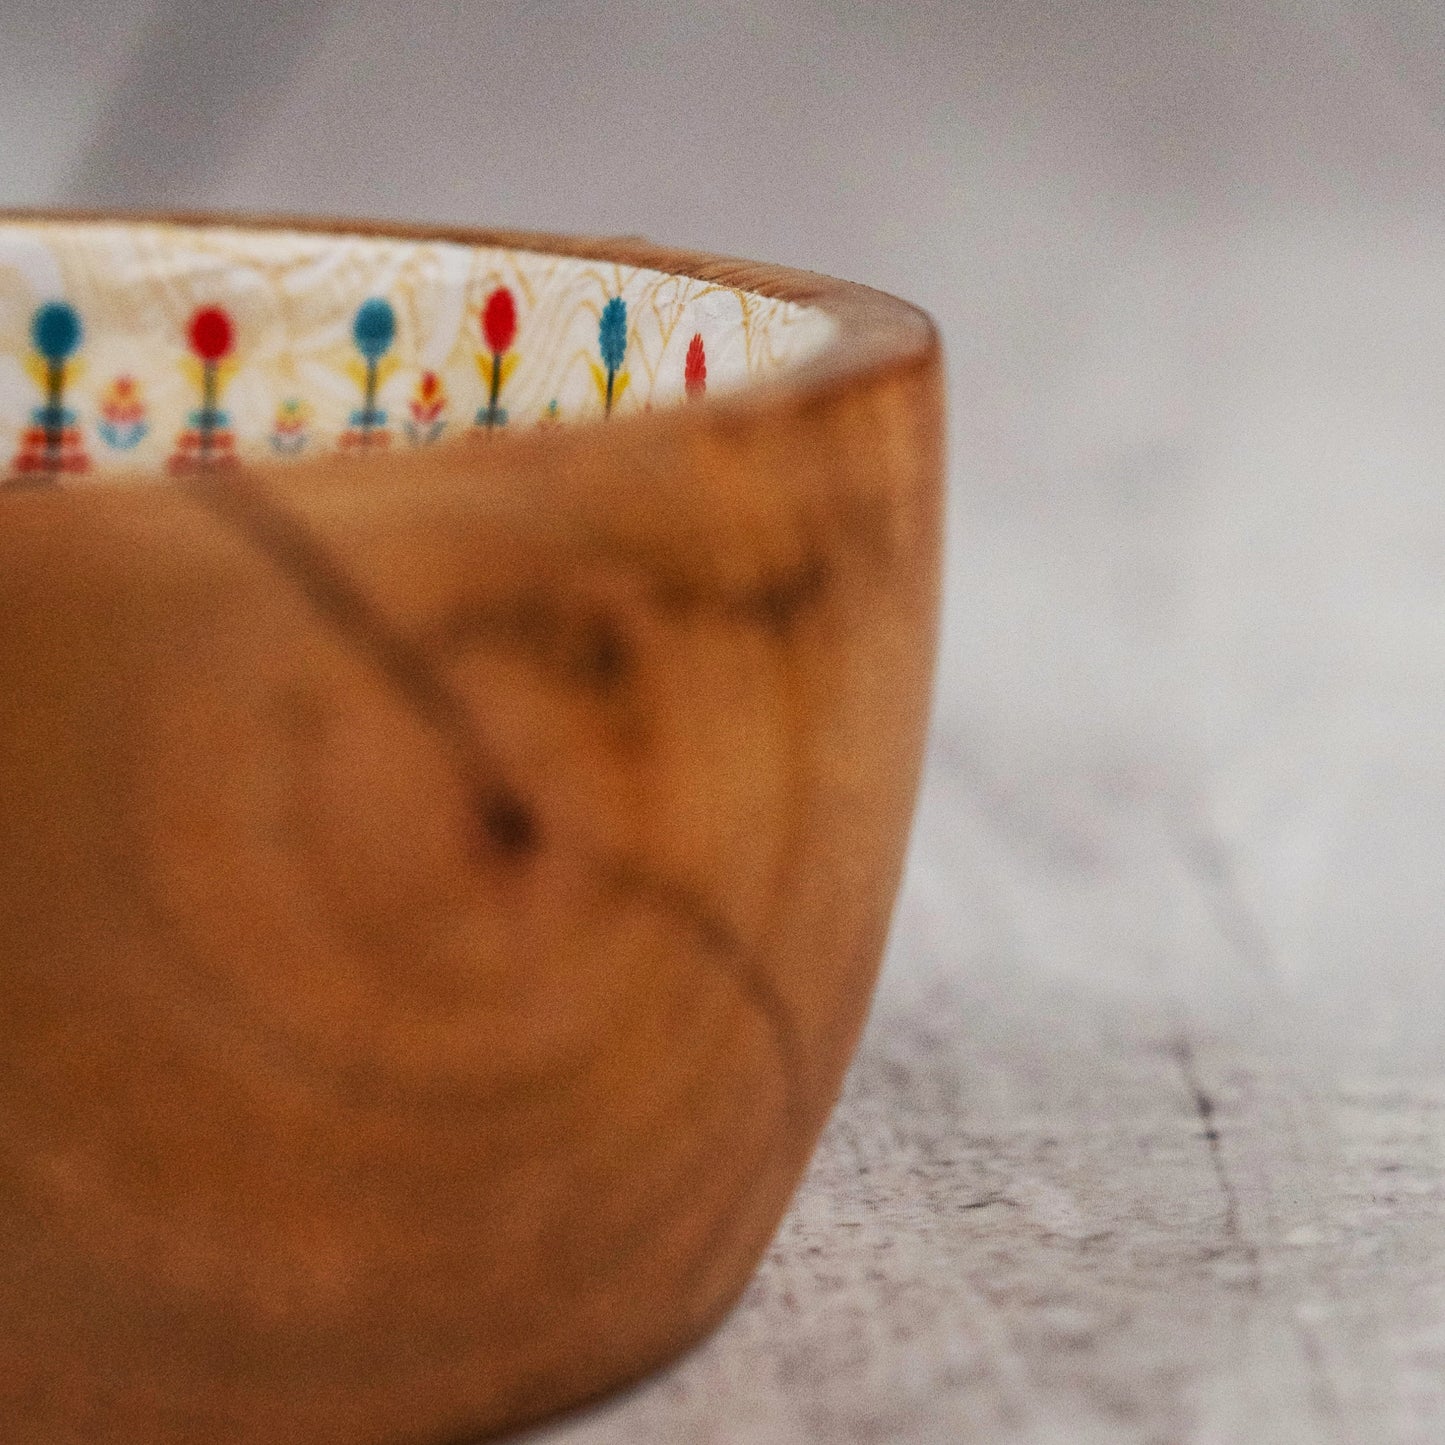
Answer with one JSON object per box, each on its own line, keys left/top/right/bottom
{"left": 573, "top": 612, "right": 631, "bottom": 690}
{"left": 475, "top": 787, "right": 540, "bottom": 858}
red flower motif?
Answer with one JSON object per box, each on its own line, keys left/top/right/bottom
{"left": 685, "top": 332, "right": 707, "bottom": 398}
{"left": 409, "top": 370, "right": 447, "bottom": 426}
{"left": 482, "top": 287, "right": 517, "bottom": 355}
{"left": 101, "top": 375, "right": 145, "bottom": 425}
{"left": 188, "top": 306, "right": 235, "bottom": 363}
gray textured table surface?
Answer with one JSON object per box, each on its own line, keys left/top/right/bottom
{"left": 11, "top": 2, "right": 1445, "bottom": 1439}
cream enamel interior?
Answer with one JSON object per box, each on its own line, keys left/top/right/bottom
{"left": 0, "top": 220, "right": 835, "bottom": 480}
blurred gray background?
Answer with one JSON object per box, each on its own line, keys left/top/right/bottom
{"left": 10, "top": 2, "right": 1445, "bottom": 1440}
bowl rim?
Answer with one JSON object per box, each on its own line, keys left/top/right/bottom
{"left": 0, "top": 207, "right": 941, "bottom": 466}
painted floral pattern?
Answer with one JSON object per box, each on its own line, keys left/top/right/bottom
{"left": 475, "top": 286, "right": 517, "bottom": 430}
{"left": 168, "top": 306, "right": 239, "bottom": 474}
{"left": 685, "top": 333, "right": 707, "bottom": 399}
{"left": 97, "top": 375, "right": 148, "bottom": 451}
{"left": 0, "top": 221, "right": 834, "bottom": 484}
{"left": 270, "top": 397, "right": 311, "bottom": 456}
{"left": 9, "top": 302, "right": 88, "bottom": 482}
{"left": 591, "top": 296, "right": 630, "bottom": 417}
{"left": 406, "top": 371, "right": 448, "bottom": 445}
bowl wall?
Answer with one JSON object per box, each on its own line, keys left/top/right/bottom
{"left": 0, "top": 214, "right": 943, "bottom": 1445}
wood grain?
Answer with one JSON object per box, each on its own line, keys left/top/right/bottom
{"left": 0, "top": 216, "right": 944, "bottom": 1444}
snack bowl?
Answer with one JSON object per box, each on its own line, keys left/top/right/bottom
{"left": 0, "top": 213, "right": 943, "bottom": 1444}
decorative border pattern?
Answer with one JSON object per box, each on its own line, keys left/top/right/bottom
{"left": 0, "top": 221, "right": 835, "bottom": 485}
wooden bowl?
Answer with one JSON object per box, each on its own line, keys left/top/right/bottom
{"left": 0, "top": 213, "right": 943, "bottom": 1444}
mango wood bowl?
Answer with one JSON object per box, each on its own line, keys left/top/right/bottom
{"left": 0, "top": 213, "right": 942, "bottom": 1444}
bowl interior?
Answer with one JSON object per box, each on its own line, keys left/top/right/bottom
{"left": 0, "top": 219, "right": 834, "bottom": 483}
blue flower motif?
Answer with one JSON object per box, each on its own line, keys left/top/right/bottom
{"left": 599, "top": 296, "right": 627, "bottom": 374}
{"left": 99, "top": 419, "right": 147, "bottom": 451}
{"left": 32, "top": 302, "right": 82, "bottom": 363}
{"left": 353, "top": 297, "right": 397, "bottom": 361}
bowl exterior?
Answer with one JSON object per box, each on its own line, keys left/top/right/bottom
{"left": 0, "top": 240, "right": 943, "bottom": 1445}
